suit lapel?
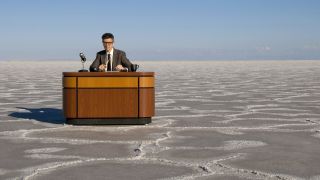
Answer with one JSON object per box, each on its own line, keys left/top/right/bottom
{"left": 101, "top": 50, "right": 107, "bottom": 64}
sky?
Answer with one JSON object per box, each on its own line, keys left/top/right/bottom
{"left": 0, "top": 0, "right": 319, "bottom": 61}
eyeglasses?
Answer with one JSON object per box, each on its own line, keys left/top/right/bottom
{"left": 102, "top": 41, "right": 113, "bottom": 44}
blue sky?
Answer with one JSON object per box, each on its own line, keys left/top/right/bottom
{"left": 0, "top": 0, "right": 319, "bottom": 60}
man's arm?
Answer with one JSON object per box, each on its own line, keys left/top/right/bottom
{"left": 90, "top": 53, "right": 101, "bottom": 72}
{"left": 120, "top": 51, "right": 133, "bottom": 72}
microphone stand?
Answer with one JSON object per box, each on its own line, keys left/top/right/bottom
{"left": 79, "top": 60, "right": 88, "bottom": 72}
{"left": 79, "top": 53, "right": 88, "bottom": 72}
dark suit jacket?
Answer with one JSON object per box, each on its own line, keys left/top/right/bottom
{"left": 90, "top": 49, "right": 132, "bottom": 72}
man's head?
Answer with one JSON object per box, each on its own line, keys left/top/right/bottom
{"left": 102, "top": 33, "right": 114, "bottom": 52}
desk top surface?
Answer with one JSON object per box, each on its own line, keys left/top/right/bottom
{"left": 63, "top": 72, "right": 154, "bottom": 77}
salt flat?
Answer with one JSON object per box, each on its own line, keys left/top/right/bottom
{"left": 0, "top": 60, "right": 320, "bottom": 180}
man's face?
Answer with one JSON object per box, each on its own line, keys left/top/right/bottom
{"left": 102, "top": 38, "right": 114, "bottom": 52}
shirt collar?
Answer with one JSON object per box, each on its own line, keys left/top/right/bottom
{"left": 108, "top": 48, "right": 114, "bottom": 56}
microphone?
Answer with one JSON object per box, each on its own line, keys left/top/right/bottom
{"left": 78, "top": 52, "right": 88, "bottom": 72}
{"left": 79, "top": 53, "right": 86, "bottom": 63}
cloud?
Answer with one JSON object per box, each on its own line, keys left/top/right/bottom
{"left": 256, "top": 46, "right": 272, "bottom": 52}
{"left": 303, "top": 44, "right": 320, "bottom": 50}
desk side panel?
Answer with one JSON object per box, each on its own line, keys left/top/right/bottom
{"left": 78, "top": 89, "right": 138, "bottom": 118}
{"left": 63, "top": 89, "right": 77, "bottom": 118}
{"left": 63, "top": 77, "right": 76, "bottom": 88}
{"left": 139, "top": 88, "right": 155, "bottom": 117}
{"left": 139, "top": 77, "right": 154, "bottom": 88}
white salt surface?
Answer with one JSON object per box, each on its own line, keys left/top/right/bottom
{"left": 0, "top": 60, "right": 320, "bottom": 179}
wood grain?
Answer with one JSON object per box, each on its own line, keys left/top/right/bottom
{"left": 63, "top": 77, "right": 76, "bottom": 88}
{"left": 139, "top": 77, "right": 155, "bottom": 88}
{"left": 63, "top": 89, "right": 77, "bottom": 118}
{"left": 139, "top": 88, "right": 155, "bottom": 117}
{"left": 78, "top": 77, "right": 138, "bottom": 88}
{"left": 78, "top": 89, "right": 138, "bottom": 118}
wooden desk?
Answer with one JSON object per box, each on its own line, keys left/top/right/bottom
{"left": 63, "top": 72, "right": 155, "bottom": 125}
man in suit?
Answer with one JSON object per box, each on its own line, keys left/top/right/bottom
{"left": 90, "top": 33, "right": 132, "bottom": 72}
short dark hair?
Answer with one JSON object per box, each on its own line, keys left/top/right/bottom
{"left": 101, "top": 33, "right": 114, "bottom": 40}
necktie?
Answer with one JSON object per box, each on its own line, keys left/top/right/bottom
{"left": 107, "top": 54, "right": 111, "bottom": 71}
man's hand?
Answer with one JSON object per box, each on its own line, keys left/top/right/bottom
{"left": 99, "top": 64, "right": 106, "bottom": 71}
{"left": 115, "top": 64, "right": 126, "bottom": 71}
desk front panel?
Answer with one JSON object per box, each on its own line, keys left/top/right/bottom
{"left": 77, "top": 88, "right": 138, "bottom": 118}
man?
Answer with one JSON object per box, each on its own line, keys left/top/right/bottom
{"left": 90, "top": 33, "right": 132, "bottom": 72}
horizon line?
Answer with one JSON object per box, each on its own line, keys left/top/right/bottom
{"left": 1, "top": 59, "right": 320, "bottom": 62}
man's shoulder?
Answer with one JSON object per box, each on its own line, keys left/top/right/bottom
{"left": 114, "top": 49, "right": 126, "bottom": 55}
{"left": 97, "top": 50, "right": 106, "bottom": 55}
